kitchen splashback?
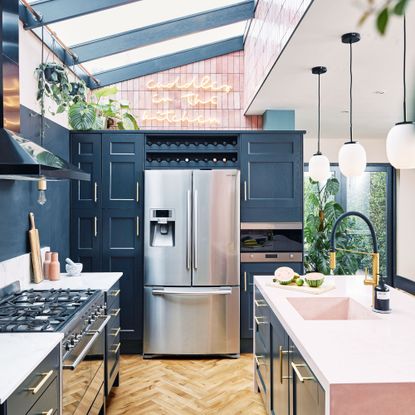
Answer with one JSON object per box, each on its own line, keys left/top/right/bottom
{"left": 0, "top": 247, "right": 49, "bottom": 288}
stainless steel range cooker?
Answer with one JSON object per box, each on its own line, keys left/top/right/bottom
{"left": 0, "top": 281, "right": 110, "bottom": 415}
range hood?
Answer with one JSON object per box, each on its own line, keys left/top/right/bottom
{"left": 0, "top": 0, "right": 90, "bottom": 181}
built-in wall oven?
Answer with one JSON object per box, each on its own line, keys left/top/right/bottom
{"left": 241, "top": 222, "right": 303, "bottom": 265}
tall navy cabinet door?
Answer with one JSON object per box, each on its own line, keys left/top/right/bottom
{"left": 102, "top": 134, "right": 144, "bottom": 209}
{"left": 240, "top": 132, "right": 303, "bottom": 222}
{"left": 70, "top": 209, "right": 102, "bottom": 272}
{"left": 70, "top": 134, "right": 102, "bottom": 209}
{"left": 102, "top": 210, "right": 143, "bottom": 353}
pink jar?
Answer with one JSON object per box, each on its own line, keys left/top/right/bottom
{"left": 48, "top": 252, "right": 60, "bottom": 281}
{"left": 43, "top": 251, "right": 51, "bottom": 279}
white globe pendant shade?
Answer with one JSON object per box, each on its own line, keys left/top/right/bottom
{"left": 309, "top": 154, "right": 331, "bottom": 182}
{"left": 386, "top": 123, "right": 415, "bottom": 169}
{"left": 338, "top": 142, "right": 367, "bottom": 177}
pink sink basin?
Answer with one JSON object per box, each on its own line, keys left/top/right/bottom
{"left": 287, "top": 297, "right": 380, "bottom": 320}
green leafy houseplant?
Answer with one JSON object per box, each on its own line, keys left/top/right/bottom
{"left": 68, "top": 86, "right": 139, "bottom": 131}
{"left": 35, "top": 62, "right": 86, "bottom": 115}
{"left": 304, "top": 177, "right": 368, "bottom": 275}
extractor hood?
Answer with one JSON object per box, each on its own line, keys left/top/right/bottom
{"left": 0, "top": 0, "right": 90, "bottom": 181}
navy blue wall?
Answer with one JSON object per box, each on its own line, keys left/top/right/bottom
{"left": 0, "top": 106, "right": 69, "bottom": 262}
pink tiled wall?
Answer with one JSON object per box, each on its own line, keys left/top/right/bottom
{"left": 244, "top": 0, "right": 312, "bottom": 111}
{"left": 115, "top": 51, "right": 262, "bottom": 130}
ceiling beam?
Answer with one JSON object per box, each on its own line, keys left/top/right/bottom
{"left": 72, "top": 1, "right": 254, "bottom": 64}
{"left": 20, "top": 0, "right": 141, "bottom": 30}
{"left": 89, "top": 36, "right": 244, "bottom": 89}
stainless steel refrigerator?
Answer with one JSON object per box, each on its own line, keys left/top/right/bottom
{"left": 143, "top": 169, "right": 240, "bottom": 356}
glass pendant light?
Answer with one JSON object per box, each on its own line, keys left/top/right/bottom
{"left": 338, "top": 33, "right": 367, "bottom": 177}
{"left": 309, "top": 66, "right": 330, "bottom": 183}
{"left": 386, "top": 16, "right": 415, "bottom": 169}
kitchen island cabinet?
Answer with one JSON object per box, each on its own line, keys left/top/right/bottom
{"left": 254, "top": 275, "right": 415, "bottom": 415}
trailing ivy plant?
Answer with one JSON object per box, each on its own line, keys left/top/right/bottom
{"left": 35, "top": 62, "right": 86, "bottom": 115}
{"left": 304, "top": 177, "right": 368, "bottom": 275}
{"left": 68, "top": 86, "right": 139, "bottom": 131}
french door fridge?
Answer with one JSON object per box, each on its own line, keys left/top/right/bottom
{"left": 143, "top": 169, "right": 240, "bottom": 356}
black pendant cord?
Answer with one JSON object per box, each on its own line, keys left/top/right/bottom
{"left": 403, "top": 15, "right": 407, "bottom": 123}
{"left": 349, "top": 41, "right": 353, "bottom": 143}
{"left": 317, "top": 72, "right": 321, "bottom": 154}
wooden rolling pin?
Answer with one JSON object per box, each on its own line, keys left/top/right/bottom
{"left": 29, "top": 212, "right": 43, "bottom": 283}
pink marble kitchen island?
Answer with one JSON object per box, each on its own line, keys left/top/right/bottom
{"left": 254, "top": 275, "right": 415, "bottom": 415}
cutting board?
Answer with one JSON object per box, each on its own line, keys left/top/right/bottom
{"left": 28, "top": 212, "right": 43, "bottom": 284}
{"left": 266, "top": 281, "right": 336, "bottom": 295}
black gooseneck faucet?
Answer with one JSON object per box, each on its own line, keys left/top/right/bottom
{"left": 329, "top": 211, "right": 390, "bottom": 313}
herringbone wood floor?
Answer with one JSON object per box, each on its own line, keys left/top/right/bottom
{"left": 106, "top": 354, "right": 266, "bottom": 415}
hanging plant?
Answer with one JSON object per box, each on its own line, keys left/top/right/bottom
{"left": 35, "top": 63, "right": 87, "bottom": 115}
{"left": 68, "top": 101, "right": 96, "bottom": 130}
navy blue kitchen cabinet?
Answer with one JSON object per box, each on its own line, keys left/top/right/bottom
{"left": 240, "top": 132, "right": 304, "bottom": 222}
{"left": 70, "top": 132, "right": 144, "bottom": 355}
{"left": 70, "top": 208, "right": 102, "bottom": 272}
{"left": 241, "top": 262, "right": 303, "bottom": 352}
{"left": 0, "top": 345, "right": 60, "bottom": 415}
{"left": 102, "top": 134, "right": 144, "bottom": 209}
{"left": 102, "top": 209, "right": 143, "bottom": 353}
{"left": 71, "top": 133, "right": 102, "bottom": 210}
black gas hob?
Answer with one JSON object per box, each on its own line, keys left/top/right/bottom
{"left": 0, "top": 281, "right": 100, "bottom": 333}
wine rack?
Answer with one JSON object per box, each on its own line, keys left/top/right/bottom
{"left": 145, "top": 134, "right": 239, "bottom": 169}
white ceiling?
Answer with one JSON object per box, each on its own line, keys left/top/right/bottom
{"left": 246, "top": 0, "right": 415, "bottom": 141}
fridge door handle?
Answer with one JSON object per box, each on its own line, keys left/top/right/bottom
{"left": 152, "top": 288, "right": 232, "bottom": 296}
{"left": 187, "top": 189, "right": 191, "bottom": 270}
{"left": 193, "top": 189, "right": 198, "bottom": 270}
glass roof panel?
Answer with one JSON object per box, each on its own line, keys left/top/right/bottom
{"left": 82, "top": 21, "right": 246, "bottom": 74}
{"left": 46, "top": 0, "right": 244, "bottom": 47}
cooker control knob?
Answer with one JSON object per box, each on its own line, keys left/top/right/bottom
{"left": 289, "top": 254, "right": 294, "bottom": 259}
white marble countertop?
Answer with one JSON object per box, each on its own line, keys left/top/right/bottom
{"left": 21, "top": 272, "right": 123, "bottom": 291}
{"left": 0, "top": 333, "right": 63, "bottom": 404}
{"left": 255, "top": 275, "right": 415, "bottom": 390}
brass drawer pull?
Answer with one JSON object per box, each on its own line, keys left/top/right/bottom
{"left": 94, "top": 182, "right": 98, "bottom": 203}
{"left": 94, "top": 216, "right": 98, "bottom": 237}
{"left": 136, "top": 181, "right": 139, "bottom": 203}
{"left": 111, "top": 343, "right": 121, "bottom": 354}
{"left": 136, "top": 216, "right": 140, "bottom": 237}
{"left": 291, "top": 362, "right": 314, "bottom": 383}
{"left": 110, "top": 308, "right": 121, "bottom": 317}
{"left": 279, "top": 346, "right": 292, "bottom": 384}
{"left": 42, "top": 409, "right": 54, "bottom": 415}
{"left": 254, "top": 316, "right": 267, "bottom": 325}
{"left": 254, "top": 354, "right": 264, "bottom": 366}
{"left": 110, "top": 289, "right": 120, "bottom": 297}
{"left": 254, "top": 299, "right": 267, "bottom": 307}
{"left": 25, "top": 370, "right": 53, "bottom": 394}
{"left": 111, "top": 327, "right": 121, "bottom": 337}
{"left": 244, "top": 272, "right": 247, "bottom": 292}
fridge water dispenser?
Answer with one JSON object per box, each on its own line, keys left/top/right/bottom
{"left": 149, "top": 209, "right": 175, "bottom": 247}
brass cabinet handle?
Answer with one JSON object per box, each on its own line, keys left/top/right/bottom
{"left": 136, "top": 182, "right": 139, "bottom": 203}
{"left": 254, "top": 316, "right": 267, "bottom": 325}
{"left": 94, "top": 182, "right": 98, "bottom": 203}
{"left": 94, "top": 216, "right": 98, "bottom": 237}
{"left": 244, "top": 272, "right": 247, "bottom": 292}
{"left": 136, "top": 216, "right": 140, "bottom": 237}
{"left": 110, "top": 308, "right": 121, "bottom": 317}
{"left": 110, "top": 289, "right": 120, "bottom": 297}
{"left": 25, "top": 370, "right": 53, "bottom": 394}
{"left": 254, "top": 299, "right": 267, "bottom": 307}
{"left": 42, "top": 409, "right": 54, "bottom": 415}
{"left": 279, "top": 346, "right": 292, "bottom": 384}
{"left": 244, "top": 180, "right": 247, "bottom": 201}
{"left": 291, "top": 362, "right": 314, "bottom": 383}
{"left": 111, "top": 327, "right": 121, "bottom": 337}
{"left": 111, "top": 343, "right": 121, "bottom": 354}
{"left": 254, "top": 354, "right": 264, "bottom": 366}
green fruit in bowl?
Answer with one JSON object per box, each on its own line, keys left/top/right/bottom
{"left": 296, "top": 278, "right": 304, "bottom": 286}
{"left": 304, "top": 272, "right": 325, "bottom": 288}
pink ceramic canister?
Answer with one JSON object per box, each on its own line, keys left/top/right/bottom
{"left": 43, "top": 251, "right": 51, "bottom": 279}
{"left": 48, "top": 252, "right": 61, "bottom": 281}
